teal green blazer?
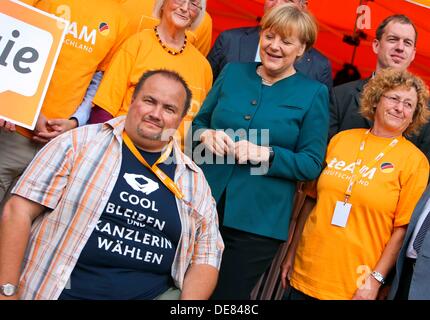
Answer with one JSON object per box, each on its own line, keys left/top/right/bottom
{"left": 192, "top": 63, "right": 329, "bottom": 240}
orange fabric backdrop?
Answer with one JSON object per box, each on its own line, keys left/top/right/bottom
{"left": 207, "top": 0, "right": 430, "bottom": 84}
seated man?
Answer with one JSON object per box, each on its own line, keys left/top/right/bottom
{"left": 0, "top": 70, "right": 223, "bottom": 300}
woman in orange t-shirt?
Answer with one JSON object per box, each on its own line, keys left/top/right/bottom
{"left": 281, "top": 69, "right": 430, "bottom": 300}
{"left": 90, "top": 0, "right": 212, "bottom": 151}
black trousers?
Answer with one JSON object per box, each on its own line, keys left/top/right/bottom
{"left": 395, "top": 257, "right": 416, "bottom": 300}
{"left": 211, "top": 226, "right": 282, "bottom": 300}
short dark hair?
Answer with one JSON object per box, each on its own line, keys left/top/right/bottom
{"left": 133, "top": 69, "right": 193, "bottom": 117}
{"left": 375, "top": 14, "right": 417, "bottom": 45}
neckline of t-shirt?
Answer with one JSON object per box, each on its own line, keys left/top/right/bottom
{"left": 368, "top": 129, "right": 403, "bottom": 142}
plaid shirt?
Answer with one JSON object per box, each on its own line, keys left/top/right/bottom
{"left": 12, "top": 116, "right": 224, "bottom": 300}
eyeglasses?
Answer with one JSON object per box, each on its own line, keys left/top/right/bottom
{"left": 382, "top": 94, "right": 414, "bottom": 110}
{"left": 173, "top": 0, "right": 202, "bottom": 11}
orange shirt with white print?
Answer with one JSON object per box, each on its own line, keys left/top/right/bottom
{"left": 93, "top": 28, "right": 212, "bottom": 149}
{"left": 119, "top": 0, "right": 212, "bottom": 56}
{"left": 290, "top": 128, "right": 429, "bottom": 300}
{"left": 16, "top": 0, "right": 129, "bottom": 138}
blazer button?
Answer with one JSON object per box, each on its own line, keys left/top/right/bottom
{"left": 244, "top": 115, "right": 251, "bottom": 120}
{"left": 251, "top": 99, "right": 257, "bottom": 106}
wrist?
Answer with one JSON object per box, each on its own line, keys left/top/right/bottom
{"left": 268, "top": 146, "right": 275, "bottom": 162}
{"left": 370, "top": 271, "right": 385, "bottom": 286}
{"left": 69, "top": 117, "right": 79, "bottom": 128}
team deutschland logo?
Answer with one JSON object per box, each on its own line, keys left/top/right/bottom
{"left": 380, "top": 162, "right": 394, "bottom": 173}
{"left": 98, "top": 22, "right": 110, "bottom": 36}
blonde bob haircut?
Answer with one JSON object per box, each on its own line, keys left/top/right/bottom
{"left": 360, "top": 68, "right": 430, "bottom": 136}
{"left": 260, "top": 3, "right": 317, "bottom": 51}
{"left": 153, "top": 0, "right": 206, "bottom": 30}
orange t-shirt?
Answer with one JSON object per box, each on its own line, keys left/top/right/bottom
{"left": 119, "top": 0, "right": 212, "bottom": 56}
{"left": 17, "top": 0, "right": 38, "bottom": 5}
{"left": 16, "top": 0, "right": 129, "bottom": 137}
{"left": 290, "top": 129, "right": 429, "bottom": 300}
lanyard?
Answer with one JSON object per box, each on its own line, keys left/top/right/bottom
{"left": 122, "top": 131, "right": 184, "bottom": 199}
{"left": 344, "top": 129, "right": 398, "bottom": 203}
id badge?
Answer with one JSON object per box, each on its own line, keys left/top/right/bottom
{"left": 331, "top": 201, "right": 352, "bottom": 228}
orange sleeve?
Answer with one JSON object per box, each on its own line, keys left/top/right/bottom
{"left": 193, "top": 12, "right": 212, "bottom": 56}
{"left": 305, "top": 131, "right": 342, "bottom": 198}
{"left": 203, "top": 59, "right": 213, "bottom": 98}
{"left": 93, "top": 34, "right": 140, "bottom": 116}
{"left": 394, "top": 153, "right": 429, "bottom": 227}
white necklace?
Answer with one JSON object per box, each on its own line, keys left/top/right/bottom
{"left": 256, "top": 66, "right": 275, "bottom": 86}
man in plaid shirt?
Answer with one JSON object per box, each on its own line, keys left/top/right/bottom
{"left": 0, "top": 69, "right": 223, "bottom": 300}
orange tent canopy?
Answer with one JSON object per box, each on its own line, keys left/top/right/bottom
{"left": 207, "top": 0, "right": 430, "bottom": 84}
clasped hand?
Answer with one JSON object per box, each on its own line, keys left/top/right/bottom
{"left": 0, "top": 115, "right": 78, "bottom": 144}
{"left": 32, "top": 115, "right": 78, "bottom": 144}
{"left": 200, "top": 129, "right": 270, "bottom": 163}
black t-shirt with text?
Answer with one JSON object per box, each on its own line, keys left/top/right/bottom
{"left": 59, "top": 143, "right": 181, "bottom": 300}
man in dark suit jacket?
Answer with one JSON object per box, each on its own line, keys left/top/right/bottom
{"left": 330, "top": 14, "right": 430, "bottom": 163}
{"left": 207, "top": 0, "right": 333, "bottom": 90}
{"left": 388, "top": 185, "right": 430, "bottom": 300}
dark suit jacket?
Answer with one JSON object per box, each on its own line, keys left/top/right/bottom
{"left": 389, "top": 185, "right": 430, "bottom": 300}
{"left": 207, "top": 26, "right": 333, "bottom": 91}
{"left": 330, "top": 78, "right": 430, "bottom": 163}
{"left": 329, "top": 78, "right": 370, "bottom": 139}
